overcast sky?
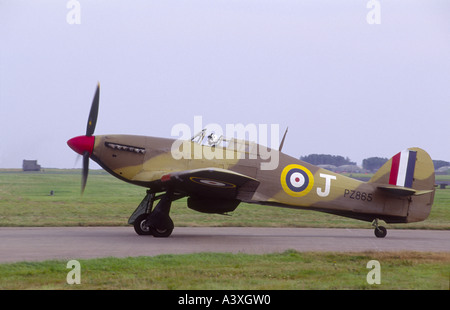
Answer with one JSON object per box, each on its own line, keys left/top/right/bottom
{"left": 1, "top": 0, "right": 449, "bottom": 169}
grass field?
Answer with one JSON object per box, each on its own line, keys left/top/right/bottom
{"left": 0, "top": 169, "right": 449, "bottom": 290}
{"left": 0, "top": 251, "right": 449, "bottom": 290}
{"left": 0, "top": 169, "right": 449, "bottom": 229}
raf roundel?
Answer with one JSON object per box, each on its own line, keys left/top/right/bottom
{"left": 280, "top": 164, "right": 314, "bottom": 197}
{"left": 189, "top": 177, "right": 236, "bottom": 188}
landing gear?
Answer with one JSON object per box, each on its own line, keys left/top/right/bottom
{"left": 372, "top": 219, "right": 387, "bottom": 238}
{"left": 145, "top": 192, "right": 174, "bottom": 238}
{"left": 133, "top": 214, "right": 152, "bottom": 235}
{"left": 129, "top": 190, "right": 176, "bottom": 238}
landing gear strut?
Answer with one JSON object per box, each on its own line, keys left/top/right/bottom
{"left": 128, "top": 190, "right": 176, "bottom": 238}
{"left": 372, "top": 219, "right": 387, "bottom": 238}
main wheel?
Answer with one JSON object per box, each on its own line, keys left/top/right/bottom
{"left": 374, "top": 226, "right": 387, "bottom": 238}
{"left": 150, "top": 227, "right": 173, "bottom": 238}
{"left": 133, "top": 214, "right": 152, "bottom": 235}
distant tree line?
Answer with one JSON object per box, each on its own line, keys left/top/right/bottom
{"left": 300, "top": 154, "right": 450, "bottom": 172}
{"left": 300, "top": 154, "right": 356, "bottom": 167}
{"left": 433, "top": 160, "right": 450, "bottom": 170}
{"left": 300, "top": 154, "right": 388, "bottom": 171}
{"left": 362, "top": 157, "right": 388, "bottom": 171}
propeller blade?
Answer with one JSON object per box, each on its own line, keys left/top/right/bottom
{"left": 73, "top": 154, "right": 81, "bottom": 168}
{"left": 86, "top": 83, "right": 100, "bottom": 137}
{"left": 81, "top": 151, "right": 90, "bottom": 194}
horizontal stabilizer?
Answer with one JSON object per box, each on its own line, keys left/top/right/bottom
{"left": 377, "top": 185, "right": 434, "bottom": 197}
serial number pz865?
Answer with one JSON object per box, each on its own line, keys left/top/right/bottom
{"left": 344, "top": 189, "right": 373, "bottom": 202}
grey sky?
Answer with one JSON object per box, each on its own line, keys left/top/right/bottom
{"left": 1, "top": 0, "right": 449, "bottom": 169}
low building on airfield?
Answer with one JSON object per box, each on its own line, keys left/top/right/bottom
{"left": 22, "top": 160, "right": 41, "bottom": 172}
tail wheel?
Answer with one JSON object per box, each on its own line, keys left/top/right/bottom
{"left": 374, "top": 226, "right": 387, "bottom": 238}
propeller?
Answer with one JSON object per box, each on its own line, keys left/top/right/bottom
{"left": 82, "top": 150, "right": 90, "bottom": 194}
{"left": 86, "top": 83, "right": 100, "bottom": 137}
{"left": 67, "top": 83, "right": 100, "bottom": 194}
{"left": 81, "top": 83, "right": 100, "bottom": 194}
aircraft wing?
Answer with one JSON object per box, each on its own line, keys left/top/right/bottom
{"left": 160, "top": 168, "right": 260, "bottom": 201}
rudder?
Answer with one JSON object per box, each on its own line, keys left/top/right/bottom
{"left": 388, "top": 149, "right": 417, "bottom": 188}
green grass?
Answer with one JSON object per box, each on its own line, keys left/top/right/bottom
{"left": 0, "top": 169, "right": 449, "bottom": 229}
{"left": 0, "top": 251, "right": 448, "bottom": 290}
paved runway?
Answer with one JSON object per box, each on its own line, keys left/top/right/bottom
{"left": 0, "top": 227, "right": 449, "bottom": 263}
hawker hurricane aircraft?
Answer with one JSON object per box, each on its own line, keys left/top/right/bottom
{"left": 67, "top": 85, "right": 435, "bottom": 238}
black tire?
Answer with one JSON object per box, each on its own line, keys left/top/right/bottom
{"left": 133, "top": 214, "right": 152, "bottom": 235}
{"left": 374, "top": 226, "right": 387, "bottom": 238}
{"left": 150, "top": 226, "right": 173, "bottom": 238}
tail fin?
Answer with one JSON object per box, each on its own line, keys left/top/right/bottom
{"left": 369, "top": 147, "right": 435, "bottom": 222}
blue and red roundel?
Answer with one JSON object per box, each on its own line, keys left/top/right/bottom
{"left": 280, "top": 164, "right": 314, "bottom": 197}
{"left": 189, "top": 177, "right": 236, "bottom": 188}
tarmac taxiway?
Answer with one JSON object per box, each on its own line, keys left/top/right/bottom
{"left": 0, "top": 227, "right": 449, "bottom": 263}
